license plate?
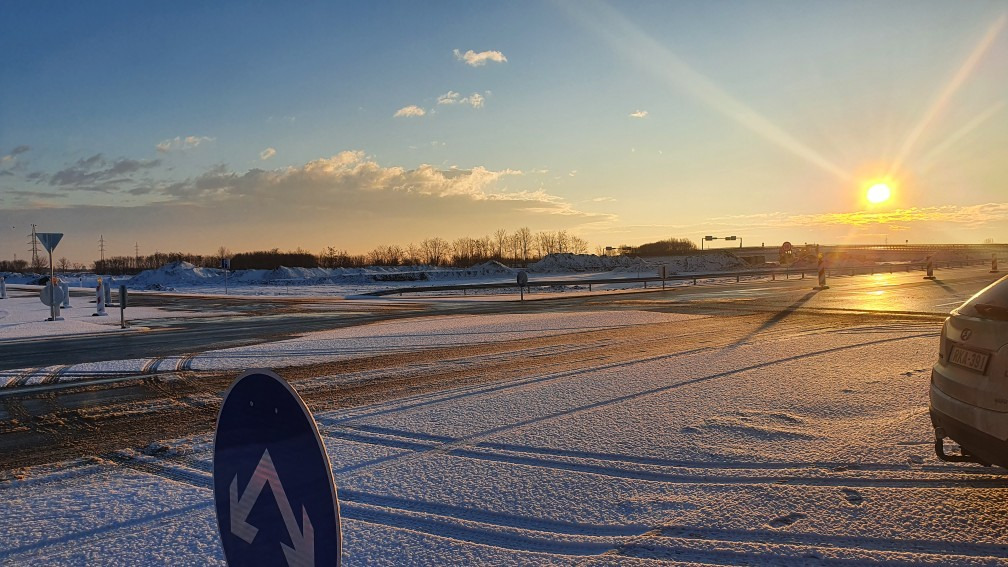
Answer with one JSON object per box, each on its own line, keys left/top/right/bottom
{"left": 949, "top": 345, "right": 990, "bottom": 373}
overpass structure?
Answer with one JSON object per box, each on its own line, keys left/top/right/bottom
{"left": 727, "top": 243, "right": 1008, "bottom": 265}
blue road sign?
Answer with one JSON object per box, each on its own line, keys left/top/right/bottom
{"left": 214, "top": 370, "right": 341, "bottom": 567}
{"left": 36, "top": 232, "right": 63, "bottom": 254}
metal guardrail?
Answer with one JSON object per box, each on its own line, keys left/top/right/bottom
{"left": 363, "top": 259, "right": 997, "bottom": 297}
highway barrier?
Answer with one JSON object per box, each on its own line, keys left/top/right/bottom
{"left": 364, "top": 258, "right": 994, "bottom": 297}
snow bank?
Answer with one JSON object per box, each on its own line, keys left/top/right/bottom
{"left": 128, "top": 261, "right": 223, "bottom": 289}
{"left": 529, "top": 252, "right": 747, "bottom": 274}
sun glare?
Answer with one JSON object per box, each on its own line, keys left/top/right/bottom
{"left": 866, "top": 183, "right": 891, "bottom": 204}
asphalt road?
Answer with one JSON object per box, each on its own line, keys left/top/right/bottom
{"left": 0, "top": 266, "right": 999, "bottom": 372}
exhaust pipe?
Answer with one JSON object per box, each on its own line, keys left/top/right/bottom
{"left": 934, "top": 428, "right": 990, "bottom": 465}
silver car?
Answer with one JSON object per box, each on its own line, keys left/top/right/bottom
{"left": 931, "top": 275, "right": 1008, "bottom": 467}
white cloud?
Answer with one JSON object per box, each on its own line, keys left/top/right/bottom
{"left": 437, "top": 91, "right": 485, "bottom": 109}
{"left": 156, "top": 135, "right": 214, "bottom": 153}
{"left": 453, "top": 49, "right": 508, "bottom": 67}
{"left": 260, "top": 147, "right": 277, "bottom": 160}
{"left": 437, "top": 91, "right": 460, "bottom": 105}
{"left": 394, "top": 105, "right": 426, "bottom": 118}
{"left": 629, "top": 110, "right": 648, "bottom": 118}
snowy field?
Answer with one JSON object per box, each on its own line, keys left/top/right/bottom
{"left": 3, "top": 312, "right": 1007, "bottom": 565}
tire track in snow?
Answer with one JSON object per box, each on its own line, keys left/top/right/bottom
{"left": 104, "top": 450, "right": 643, "bottom": 556}
{"left": 324, "top": 331, "right": 939, "bottom": 477}
{"left": 320, "top": 425, "right": 1008, "bottom": 489}
{"left": 610, "top": 523, "right": 1008, "bottom": 564}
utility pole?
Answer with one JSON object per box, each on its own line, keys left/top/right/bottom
{"left": 135, "top": 241, "right": 140, "bottom": 270}
{"left": 29, "top": 224, "right": 38, "bottom": 267}
{"left": 99, "top": 234, "right": 106, "bottom": 271}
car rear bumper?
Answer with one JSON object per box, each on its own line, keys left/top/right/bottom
{"left": 930, "top": 389, "right": 1008, "bottom": 467}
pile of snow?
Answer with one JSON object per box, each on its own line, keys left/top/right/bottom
{"left": 655, "top": 251, "right": 749, "bottom": 274}
{"left": 529, "top": 252, "right": 747, "bottom": 274}
{"left": 128, "top": 261, "right": 223, "bottom": 289}
{"left": 529, "top": 253, "right": 649, "bottom": 273}
{"left": 423, "top": 260, "right": 516, "bottom": 281}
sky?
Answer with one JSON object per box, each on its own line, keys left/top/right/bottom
{"left": 2, "top": 1, "right": 1007, "bottom": 263}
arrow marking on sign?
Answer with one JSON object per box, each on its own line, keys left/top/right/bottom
{"left": 230, "top": 449, "right": 315, "bottom": 567}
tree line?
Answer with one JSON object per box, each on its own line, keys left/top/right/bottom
{"left": 1, "top": 230, "right": 702, "bottom": 275}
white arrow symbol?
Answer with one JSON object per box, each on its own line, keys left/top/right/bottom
{"left": 230, "top": 449, "right": 315, "bottom": 567}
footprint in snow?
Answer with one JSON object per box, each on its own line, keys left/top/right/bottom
{"left": 767, "top": 512, "right": 806, "bottom": 528}
{"left": 841, "top": 488, "right": 864, "bottom": 505}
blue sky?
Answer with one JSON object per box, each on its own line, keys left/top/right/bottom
{"left": 2, "top": 1, "right": 1007, "bottom": 262}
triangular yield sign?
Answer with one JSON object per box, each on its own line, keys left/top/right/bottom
{"left": 36, "top": 232, "right": 63, "bottom": 253}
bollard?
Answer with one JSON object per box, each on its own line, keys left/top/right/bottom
{"left": 813, "top": 254, "right": 829, "bottom": 290}
{"left": 105, "top": 276, "right": 114, "bottom": 306}
{"left": 94, "top": 278, "right": 108, "bottom": 316}
{"left": 993, "top": 254, "right": 1000, "bottom": 274}
{"left": 0, "top": 276, "right": 5, "bottom": 299}
{"left": 61, "top": 280, "right": 71, "bottom": 307}
{"left": 924, "top": 256, "right": 936, "bottom": 279}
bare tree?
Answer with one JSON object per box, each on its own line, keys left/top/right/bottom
{"left": 57, "top": 256, "right": 70, "bottom": 273}
{"left": 493, "top": 229, "right": 508, "bottom": 261}
{"left": 217, "top": 246, "right": 231, "bottom": 265}
{"left": 420, "top": 237, "right": 449, "bottom": 266}
{"left": 515, "top": 227, "right": 533, "bottom": 265}
{"left": 570, "top": 235, "right": 589, "bottom": 254}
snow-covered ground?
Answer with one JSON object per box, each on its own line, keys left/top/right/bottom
{"left": 0, "top": 292, "right": 235, "bottom": 341}
{"left": 0, "top": 310, "right": 698, "bottom": 387}
{"left": 2, "top": 312, "right": 1006, "bottom": 565}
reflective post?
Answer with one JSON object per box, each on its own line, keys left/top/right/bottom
{"left": 61, "top": 280, "right": 71, "bottom": 307}
{"left": 94, "top": 278, "right": 108, "bottom": 316}
{"left": 813, "top": 254, "right": 829, "bottom": 290}
{"left": 0, "top": 276, "right": 5, "bottom": 299}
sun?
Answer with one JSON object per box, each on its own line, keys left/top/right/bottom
{"left": 866, "top": 183, "right": 891, "bottom": 204}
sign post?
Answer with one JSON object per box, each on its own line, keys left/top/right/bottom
{"left": 517, "top": 271, "right": 528, "bottom": 301}
{"left": 35, "top": 232, "right": 63, "bottom": 322}
{"left": 119, "top": 284, "right": 128, "bottom": 329}
{"left": 40, "top": 278, "right": 65, "bottom": 321}
{"left": 214, "top": 370, "right": 341, "bottom": 567}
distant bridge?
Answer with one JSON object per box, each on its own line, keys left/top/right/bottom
{"left": 724, "top": 243, "right": 1007, "bottom": 264}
